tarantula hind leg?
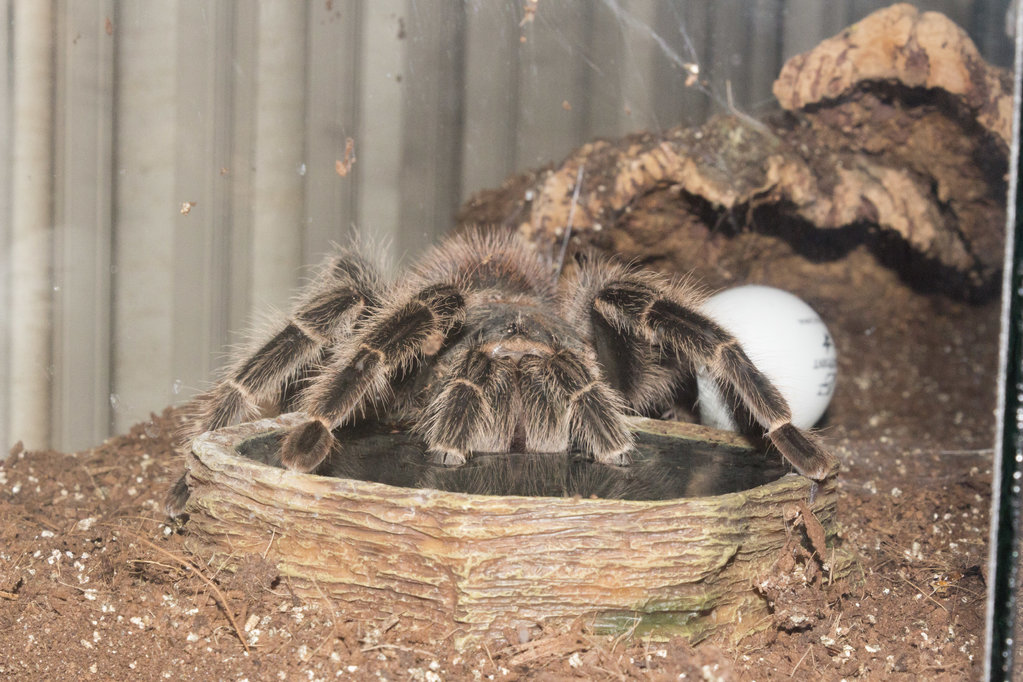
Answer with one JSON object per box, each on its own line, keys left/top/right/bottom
{"left": 766, "top": 423, "right": 838, "bottom": 479}
{"left": 590, "top": 275, "right": 838, "bottom": 480}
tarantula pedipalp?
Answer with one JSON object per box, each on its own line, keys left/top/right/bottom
{"left": 166, "top": 228, "right": 837, "bottom": 515}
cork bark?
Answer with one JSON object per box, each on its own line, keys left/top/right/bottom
{"left": 459, "top": 4, "right": 1009, "bottom": 299}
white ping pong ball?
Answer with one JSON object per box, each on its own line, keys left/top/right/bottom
{"left": 696, "top": 285, "right": 837, "bottom": 432}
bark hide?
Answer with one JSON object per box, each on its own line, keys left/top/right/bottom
{"left": 459, "top": 3, "right": 1010, "bottom": 301}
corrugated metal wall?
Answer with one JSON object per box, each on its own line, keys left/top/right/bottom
{"left": 0, "top": 0, "right": 1014, "bottom": 452}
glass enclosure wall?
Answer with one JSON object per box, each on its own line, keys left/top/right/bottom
{"left": 1, "top": 0, "right": 1020, "bottom": 678}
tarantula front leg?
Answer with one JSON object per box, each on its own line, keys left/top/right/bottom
{"left": 420, "top": 342, "right": 632, "bottom": 465}
{"left": 183, "top": 251, "right": 382, "bottom": 439}
{"left": 280, "top": 283, "right": 467, "bottom": 472}
{"left": 165, "top": 251, "right": 381, "bottom": 516}
{"left": 588, "top": 272, "right": 837, "bottom": 479}
{"left": 418, "top": 345, "right": 519, "bottom": 465}
{"left": 519, "top": 346, "right": 634, "bottom": 465}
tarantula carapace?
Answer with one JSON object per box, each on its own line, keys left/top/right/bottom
{"left": 166, "top": 228, "right": 836, "bottom": 515}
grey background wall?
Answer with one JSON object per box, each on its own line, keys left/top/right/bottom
{"left": 0, "top": 0, "right": 1014, "bottom": 452}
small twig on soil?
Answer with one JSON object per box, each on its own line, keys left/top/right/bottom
{"left": 85, "top": 465, "right": 123, "bottom": 476}
{"left": 29, "top": 513, "right": 62, "bottom": 533}
{"left": 105, "top": 514, "right": 165, "bottom": 525}
{"left": 0, "top": 550, "right": 27, "bottom": 587}
{"left": 205, "top": 548, "right": 239, "bottom": 582}
{"left": 482, "top": 640, "right": 497, "bottom": 672}
{"left": 899, "top": 574, "right": 949, "bottom": 613}
{"left": 128, "top": 559, "right": 187, "bottom": 574}
{"left": 77, "top": 462, "right": 107, "bottom": 500}
{"left": 377, "top": 615, "right": 401, "bottom": 634}
{"left": 0, "top": 590, "right": 18, "bottom": 600}
{"left": 508, "top": 631, "right": 588, "bottom": 667}
{"left": 609, "top": 614, "right": 642, "bottom": 654}
{"left": 54, "top": 579, "right": 98, "bottom": 598}
{"left": 438, "top": 625, "right": 466, "bottom": 643}
{"left": 114, "top": 527, "right": 250, "bottom": 653}
{"left": 589, "top": 656, "right": 627, "bottom": 682}
{"left": 262, "top": 529, "right": 276, "bottom": 560}
{"left": 360, "top": 643, "right": 437, "bottom": 659}
{"left": 310, "top": 577, "right": 342, "bottom": 658}
{"left": 790, "top": 646, "right": 813, "bottom": 677}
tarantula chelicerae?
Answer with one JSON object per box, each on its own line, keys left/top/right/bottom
{"left": 166, "top": 228, "right": 836, "bottom": 515}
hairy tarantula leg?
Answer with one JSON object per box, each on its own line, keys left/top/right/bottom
{"left": 165, "top": 473, "right": 191, "bottom": 517}
{"left": 280, "top": 283, "right": 467, "bottom": 472}
{"left": 165, "top": 252, "right": 381, "bottom": 517}
{"left": 420, "top": 347, "right": 518, "bottom": 466}
{"left": 590, "top": 277, "right": 837, "bottom": 479}
{"left": 519, "top": 348, "right": 633, "bottom": 465}
{"left": 644, "top": 299, "right": 836, "bottom": 478}
{"left": 182, "top": 252, "right": 382, "bottom": 441}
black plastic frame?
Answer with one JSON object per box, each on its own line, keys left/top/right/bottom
{"left": 985, "top": 7, "right": 1023, "bottom": 678}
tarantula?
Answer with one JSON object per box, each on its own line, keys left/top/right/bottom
{"left": 166, "top": 228, "right": 836, "bottom": 515}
